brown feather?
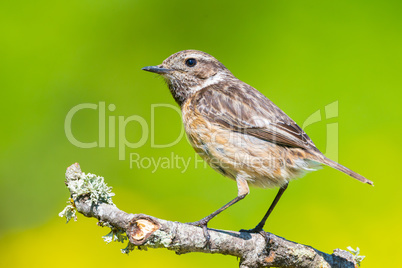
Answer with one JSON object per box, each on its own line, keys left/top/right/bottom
{"left": 192, "top": 82, "right": 320, "bottom": 152}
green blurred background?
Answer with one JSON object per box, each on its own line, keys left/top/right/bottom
{"left": 0, "top": 0, "right": 401, "bottom": 267}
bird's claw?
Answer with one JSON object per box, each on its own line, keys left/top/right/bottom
{"left": 239, "top": 227, "right": 271, "bottom": 243}
{"left": 186, "top": 220, "right": 212, "bottom": 249}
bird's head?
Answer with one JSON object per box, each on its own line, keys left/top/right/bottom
{"left": 142, "top": 50, "right": 233, "bottom": 106}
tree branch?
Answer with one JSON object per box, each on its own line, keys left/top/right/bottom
{"left": 61, "top": 163, "right": 360, "bottom": 268}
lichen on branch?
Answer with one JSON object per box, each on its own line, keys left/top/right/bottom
{"left": 59, "top": 163, "right": 115, "bottom": 223}
{"left": 60, "top": 163, "right": 364, "bottom": 268}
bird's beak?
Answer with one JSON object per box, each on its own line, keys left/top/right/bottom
{"left": 142, "top": 65, "right": 172, "bottom": 74}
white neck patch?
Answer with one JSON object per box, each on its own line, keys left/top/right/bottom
{"left": 190, "top": 72, "right": 226, "bottom": 93}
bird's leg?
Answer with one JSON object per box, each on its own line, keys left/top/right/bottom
{"left": 186, "top": 177, "right": 249, "bottom": 247}
{"left": 186, "top": 194, "right": 247, "bottom": 245}
{"left": 241, "top": 183, "right": 288, "bottom": 239}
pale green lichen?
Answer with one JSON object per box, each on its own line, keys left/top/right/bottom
{"left": 146, "top": 230, "right": 173, "bottom": 248}
{"left": 98, "top": 221, "right": 113, "bottom": 229}
{"left": 347, "top": 246, "right": 365, "bottom": 266}
{"left": 103, "top": 228, "right": 128, "bottom": 244}
{"left": 58, "top": 202, "right": 77, "bottom": 223}
{"left": 59, "top": 172, "right": 115, "bottom": 223}
{"left": 67, "top": 172, "right": 115, "bottom": 205}
{"left": 121, "top": 243, "right": 135, "bottom": 254}
{"left": 60, "top": 170, "right": 130, "bottom": 253}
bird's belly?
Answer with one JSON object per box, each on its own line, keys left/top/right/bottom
{"left": 185, "top": 121, "right": 320, "bottom": 188}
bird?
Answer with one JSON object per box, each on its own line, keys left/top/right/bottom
{"left": 142, "top": 50, "right": 373, "bottom": 241}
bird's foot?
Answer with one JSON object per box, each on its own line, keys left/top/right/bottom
{"left": 186, "top": 219, "right": 212, "bottom": 249}
{"left": 239, "top": 226, "right": 271, "bottom": 243}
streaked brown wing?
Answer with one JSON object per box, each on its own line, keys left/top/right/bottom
{"left": 192, "top": 82, "right": 320, "bottom": 152}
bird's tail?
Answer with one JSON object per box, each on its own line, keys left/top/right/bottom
{"left": 319, "top": 157, "right": 374, "bottom": 186}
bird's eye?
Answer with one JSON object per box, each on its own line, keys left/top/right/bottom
{"left": 185, "top": 58, "right": 197, "bottom": 67}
